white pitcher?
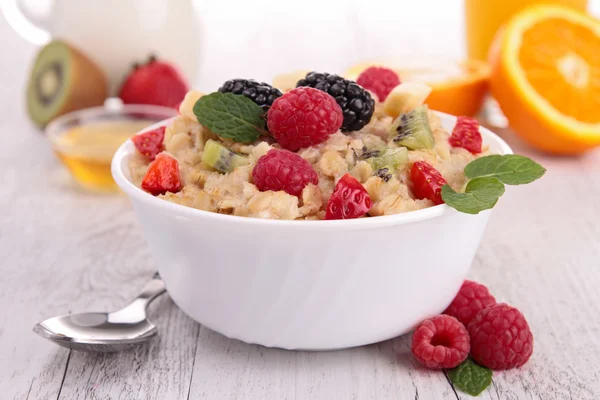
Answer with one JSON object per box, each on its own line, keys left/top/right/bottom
{"left": 3, "top": 0, "right": 201, "bottom": 94}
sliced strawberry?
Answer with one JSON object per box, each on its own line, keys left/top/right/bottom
{"left": 118, "top": 55, "right": 188, "bottom": 109}
{"left": 410, "top": 161, "right": 447, "bottom": 205}
{"left": 141, "top": 153, "right": 182, "bottom": 196}
{"left": 449, "top": 116, "right": 482, "bottom": 154}
{"left": 325, "top": 173, "right": 372, "bottom": 220}
{"left": 132, "top": 126, "right": 166, "bottom": 160}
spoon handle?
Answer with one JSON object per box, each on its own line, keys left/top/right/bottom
{"left": 107, "top": 273, "right": 167, "bottom": 323}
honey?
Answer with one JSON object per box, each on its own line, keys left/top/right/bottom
{"left": 53, "top": 120, "right": 155, "bottom": 192}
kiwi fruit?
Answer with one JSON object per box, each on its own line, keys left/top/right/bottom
{"left": 364, "top": 147, "right": 408, "bottom": 171}
{"left": 27, "top": 40, "right": 108, "bottom": 128}
{"left": 202, "top": 139, "right": 249, "bottom": 173}
{"left": 389, "top": 105, "right": 435, "bottom": 150}
{"left": 362, "top": 147, "right": 408, "bottom": 182}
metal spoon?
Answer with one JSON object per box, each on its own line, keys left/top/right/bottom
{"left": 33, "top": 273, "right": 166, "bottom": 352}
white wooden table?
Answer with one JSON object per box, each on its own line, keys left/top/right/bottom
{"left": 2, "top": 17, "right": 600, "bottom": 400}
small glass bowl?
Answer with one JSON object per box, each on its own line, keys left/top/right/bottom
{"left": 46, "top": 102, "right": 177, "bottom": 193}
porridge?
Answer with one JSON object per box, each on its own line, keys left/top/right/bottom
{"left": 128, "top": 70, "right": 490, "bottom": 220}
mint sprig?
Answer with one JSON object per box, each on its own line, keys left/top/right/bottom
{"left": 441, "top": 177, "right": 505, "bottom": 214}
{"left": 448, "top": 358, "right": 493, "bottom": 396}
{"left": 442, "top": 154, "right": 545, "bottom": 214}
{"left": 193, "top": 92, "right": 267, "bottom": 143}
{"left": 464, "top": 154, "right": 546, "bottom": 185}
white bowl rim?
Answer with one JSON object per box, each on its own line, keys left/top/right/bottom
{"left": 112, "top": 111, "right": 513, "bottom": 230}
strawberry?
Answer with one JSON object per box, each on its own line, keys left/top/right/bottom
{"left": 411, "top": 161, "right": 447, "bottom": 205}
{"left": 131, "top": 126, "right": 165, "bottom": 161}
{"left": 325, "top": 173, "right": 372, "bottom": 220}
{"left": 449, "top": 116, "right": 482, "bottom": 154}
{"left": 141, "top": 153, "right": 182, "bottom": 196}
{"left": 118, "top": 55, "right": 188, "bottom": 109}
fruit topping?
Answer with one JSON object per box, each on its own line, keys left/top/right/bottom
{"left": 325, "top": 173, "right": 372, "bottom": 220}
{"left": 267, "top": 87, "right": 343, "bottom": 151}
{"left": 141, "top": 153, "right": 182, "bottom": 196}
{"left": 410, "top": 161, "right": 447, "bottom": 205}
{"left": 202, "top": 139, "right": 249, "bottom": 173}
{"left": 296, "top": 72, "right": 375, "bottom": 132}
{"left": 443, "top": 280, "right": 497, "bottom": 326}
{"left": 383, "top": 81, "right": 432, "bottom": 119}
{"left": 27, "top": 40, "right": 108, "bottom": 128}
{"left": 356, "top": 66, "right": 401, "bottom": 101}
{"left": 252, "top": 149, "right": 318, "bottom": 197}
{"left": 449, "top": 116, "right": 482, "bottom": 154}
{"left": 410, "top": 315, "right": 470, "bottom": 369}
{"left": 272, "top": 70, "right": 311, "bottom": 93}
{"left": 218, "top": 79, "right": 282, "bottom": 112}
{"left": 118, "top": 55, "right": 188, "bottom": 109}
{"left": 390, "top": 105, "right": 435, "bottom": 150}
{"left": 132, "top": 126, "right": 166, "bottom": 161}
{"left": 468, "top": 303, "right": 534, "bottom": 370}
{"left": 363, "top": 147, "right": 408, "bottom": 174}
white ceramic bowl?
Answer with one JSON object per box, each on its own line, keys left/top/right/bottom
{"left": 112, "top": 112, "right": 512, "bottom": 350}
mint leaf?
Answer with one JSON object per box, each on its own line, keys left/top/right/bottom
{"left": 441, "top": 177, "right": 505, "bottom": 214}
{"left": 193, "top": 92, "right": 266, "bottom": 143}
{"left": 448, "top": 358, "right": 493, "bottom": 396}
{"left": 464, "top": 154, "right": 546, "bottom": 185}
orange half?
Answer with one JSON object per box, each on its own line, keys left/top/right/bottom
{"left": 489, "top": 5, "right": 600, "bottom": 154}
{"left": 344, "top": 59, "right": 490, "bottom": 117}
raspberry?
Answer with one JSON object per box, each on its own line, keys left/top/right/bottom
{"left": 252, "top": 149, "right": 318, "bottom": 197}
{"left": 132, "top": 126, "right": 165, "bottom": 161}
{"left": 142, "top": 153, "right": 182, "bottom": 196}
{"left": 267, "top": 87, "right": 343, "bottom": 151}
{"left": 468, "top": 303, "right": 534, "bottom": 370}
{"left": 444, "top": 280, "right": 497, "bottom": 326}
{"left": 449, "top": 116, "right": 483, "bottom": 154}
{"left": 325, "top": 173, "right": 372, "bottom": 220}
{"left": 411, "top": 315, "right": 470, "bottom": 369}
{"left": 296, "top": 72, "right": 375, "bottom": 132}
{"left": 410, "top": 161, "right": 447, "bottom": 205}
{"left": 356, "top": 66, "right": 401, "bottom": 102}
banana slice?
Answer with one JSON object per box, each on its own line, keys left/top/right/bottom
{"left": 179, "top": 90, "right": 205, "bottom": 120}
{"left": 272, "top": 70, "right": 310, "bottom": 93}
{"left": 383, "top": 82, "right": 432, "bottom": 119}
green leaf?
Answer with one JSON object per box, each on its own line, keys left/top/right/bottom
{"left": 441, "top": 177, "right": 505, "bottom": 214}
{"left": 193, "top": 92, "right": 266, "bottom": 143}
{"left": 464, "top": 154, "right": 546, "bottom": 185}
{"left": 448, "top": 358, "right": 493, "bottom": 397}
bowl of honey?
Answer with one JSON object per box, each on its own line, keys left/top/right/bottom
{"left": 46, "top": 102, "right": 177, "bottom": 193}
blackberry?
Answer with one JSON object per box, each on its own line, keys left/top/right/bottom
{"left": 218, "top": 79, "right": 282, "bottom": 111}
{"left": 296, "top": 72, "right": 375, "bottom": 132}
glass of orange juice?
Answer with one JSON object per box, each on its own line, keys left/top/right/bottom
{"left": 46, "top": 103, "right": 177, "bottom": 193}
{"left": 465, "top": 0, "right": 588, "bottom": 61}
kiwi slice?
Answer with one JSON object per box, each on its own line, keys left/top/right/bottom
{"left": 362, "top": 147, "right": 408, "bottom": 182}
{"left": 389, "top": 105, "right": 435, "bottom": 150}
{"left": 27, "top": 40, "right": 108, "bottom": 128}
{"left": 202, "top": 139, "right": 249, "bottom": 173}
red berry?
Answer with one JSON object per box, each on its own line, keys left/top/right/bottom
{"left": 252, "top": 149, "right": 318, "bottom": 197}
{"left": 444, "top": 280, "right": 497, "bottom": 326}
{"left": 141, "top": 153, "right": 182, "bottom": 196}
{"left": 267, "top": 87, "right": 343, "bottom": 151}
{"left": 449, "top": 116, "right": 482, "bottom": 154}
{"left": 119, "top": 56, "right": 189, "bottom": 109}
{"left": 325, "top": 173, "right": 372, "bottom": 220}
{"left": 411, "top": 315, "right": 470, "bottom": 369}
{"left": 356, "top": 66, "right": 401, "bottom": 101}
{"left": 132, "top": 126, "right": 166, "bottom": 161}
{"left": 468, "top": 303, "right": 534, "bottom": 370}
{"left": 410, "top": 161, "right": 447, "bottom": 205}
